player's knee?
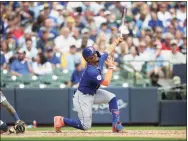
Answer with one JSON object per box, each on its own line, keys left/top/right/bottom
{"left": 111, "top": 93, "right": 116, "bottom": 99}
{"left": 1, "top": 100, "right": 16, "bottom": 114}
{"left": 82, "top": 122, "right": 92, "bottom": 130}
{"left": 109, "top": 93, "right": 116, "bottom": 101}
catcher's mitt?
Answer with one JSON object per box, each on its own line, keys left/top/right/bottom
{"left": 10, "top": 120, "right": 26, "bottom": 134}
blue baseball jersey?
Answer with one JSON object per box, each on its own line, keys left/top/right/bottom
{"left": 78, "top": 52, "right": 108, "bottom": 95}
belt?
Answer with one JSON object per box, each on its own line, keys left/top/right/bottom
{"left": 76, "top": 89, "right": 95, "bottom": 96}
{"left": 83, "top": 93, "right": 94, "bottom": 96}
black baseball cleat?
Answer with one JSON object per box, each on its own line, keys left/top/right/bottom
{"left": 0, "top": 122, "right": 8, "bottom": 134}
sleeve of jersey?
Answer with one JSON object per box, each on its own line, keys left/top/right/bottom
{"left": 98, "top": 52, "right": 108, "bottom": 72}
{"left": 87, "top": 69, "right": 104, "bottom": 85}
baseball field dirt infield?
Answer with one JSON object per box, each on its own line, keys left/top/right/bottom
{"left": 1, "top": 126, "right": 186, "bottom": 140}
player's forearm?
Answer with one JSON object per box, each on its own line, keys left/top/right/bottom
{"left": 105, "top": 42, "right": 117, "bottom": 54}
{"left": 101, "top": 69, "right": 113, "bottom": 86}
{"left": 27, "top": 62, "right": 34, "bottom": 73}
{"left": 11, "top": 71, "right": 22, "bottom": 77}
{"left": 105, "top": 37, "right": 122, "bottom": 54}
{"left": 98, "top": 53, "right": 109, "bottom": 72}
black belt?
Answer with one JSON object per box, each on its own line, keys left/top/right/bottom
{"left": 83, "top": 93, "right": 94, "bottom": 96}
{"left": 76, "top": 89, "right": 95, "bottom": 96}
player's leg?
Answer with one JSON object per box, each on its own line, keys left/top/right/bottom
{"left": 54, "top": 90, "right": 94, "bottom": 131}
{"left": 0, "top": 120, "right": 8, "bottom": 134}
{"left": 0, "top": 91, "right": 20, "bottom": 121}
{"left": 94, "top": 89, "right": 124, "bottom": 132}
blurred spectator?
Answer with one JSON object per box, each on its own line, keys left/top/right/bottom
{"left": 32, "top": 53, "right": 53, "bottom": 75}
{"left": 22, "top": 38, "right": 38, "bottom": 60}
{"left": 46, "top": 47, "right": 60, "bottom": 66}
{"left": 1, "top": 40, "right": 13, "bottom": 63}
{"left": 110, "top": 24, "right": 118, "bottom": 37}
{"left": 66, "top": 16, "right": 75, "bottom": 33}
{"left": 180, "top": 37, "right": 187, "bottom": 55}
{"left": 89, "top": 27, "right": 97, "bottom": 42}
{"left": 41, "top": 18, "right": 58, "bottom": 39}
{"left": 56, "top": 4, "right": 65, "bottom": 26}
{"left": 143, "top": 36, "right": 156, "bottom": 61}
{"left": 32, "top": 14, "right": 46, "bottom": 33}
{"left": 75, "top": 13, "right": 85, "bottom": 33}
{"left": 37, "top": 30, "right": 53, "bottom": 53}
{"left": 148, "top": 12, "right": 163, "bottom": 29}
{"left": 166, "top": 39, "right": 186, "bottom": 65}
{"left": 146, "top": 45, "right": 164, "bottom": 78}
{"left": 162, "top": 32, "right": 177, "bottom": 51}
{"left": 138, "top": 41, "right": 149, "bottom": 61}
{"left": 0, "top": 51, "right": 7, "bottom": 69}
{"left": 10, "top": 49, "right": 33, "bottom": 76}
{"left": 144, "top": 27, "right": 153, "bottom": 38}
{"left": 6, "top": 33, "right": 17, "bottom": 50}
{"left": 118, "top": 41, "right": 128, "bottom": 58}
{"left": 89, "top": 2, "right": 105, "bottom": 15}
{"left": 123, "top": 46, "right": 143, "bottom": 72}
{"left": 30, "top": 2, "right": 43, "bottom": 19}
{"left": 70, "top": 62, "right": 84, "bottom": 88}
{"left": 0, "top": 2, "right": 187, "bottom": 87}
{"left": 96, "top": 32, "right": 108, "bottom": 53}
{"left": 175, "top": 30, "right": 184, "bottom": 47}
{"left": 72, "top": 28, "right": 80, "bottom": 40}
{"left": 54, "top": 27, "right": 77, "bottom": 53}
{"left": 61, "top": 45, "right": 82, "bottom": 71}
{"left": 176, "top": 2, "right": 186, "bottom": 22}
{"left": 77, "top": 28, "right": 94, "bottom": 49}
{"left": 171, "top": 18, "right": 184, "bottom": 33}
{"left": 18, "top": 32, "right": 37, "bottom": 49}
{"left": 172, "top": 76, "right": 184, "bottom": 100}
{"left": 169, "top": 7, "right": 176, "bottom": 19}
{"left": 155, "top": 27, "right": 163, "bottom": 41}
{"left": 20, "top": 2, "right": 34, "bottom": 24}
{"left": 94, "top": 9, "right": 107, "bottom": 28}
{"left": 110, "top": 50, "right": 121, "bottom": 71}
{"left": 157, "top": 3, "right": 171, "bottom": 27}
{"left": 109, "top": 2, "right": 123, "bottom": 21}
{"left": 43, "top": 3, "right": 58, "bottom": 24}
{"left": 66, "top": 2, "right": 84, "bottom": 13}
{"left": 150, "top": 72, "right": 161, "bottom": 87}
{"left": 99, "top": 22, "right": 111, "bottom": 41}
{"left": 49, "top": 2, "right": 64, "bottom": 25}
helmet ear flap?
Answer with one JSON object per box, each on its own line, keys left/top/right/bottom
{"left": 96, "top": 51, "right": 101, "bottom": 58}
{"left": 85, "top": 57, "right": 89, "bottom": 62}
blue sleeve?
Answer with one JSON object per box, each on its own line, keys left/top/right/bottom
{"left": 56, "top": 57, "right": 60, "bottom": 64}
{"left": 159, "top": 21, "right": 163, "bottom": 28}
{"left": 87, "top": 68, "right": 104, "bottom": 85}
{"left": 10, "top": 61, "right": 16, "bottom": 71}
{"left": 71, "top": 72, "right": 75, "bottom": 84}
{"left": 0, "top": 54, "right": 6, "bottom": 65}
{"left": 148, "top": 20, "right": 153, "bottom": 28}
{"left": 98, "top": 52, "right": 108, "bottom": 72}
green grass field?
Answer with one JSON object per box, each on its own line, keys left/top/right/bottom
{"left": 1, "top": 126, "right": 186, "bottom": 141}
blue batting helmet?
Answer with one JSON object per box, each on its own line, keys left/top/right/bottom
{"left": 82, "top": 46, "right": 101, "bottom": 59}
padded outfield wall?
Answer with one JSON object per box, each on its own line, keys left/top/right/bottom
{"left": 1, "top": 88, "right": 186, "bottom": 125}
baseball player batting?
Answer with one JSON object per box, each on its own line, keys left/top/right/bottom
{"left": 0, "top": 90, "right": 25, "bottom": 134}
{"left": 54, "top": 37, "right": 123, "bottom": 133}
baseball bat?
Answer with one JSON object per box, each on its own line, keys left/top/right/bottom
{"left": 120, "top": 7, "right": 127, "bottom": 37}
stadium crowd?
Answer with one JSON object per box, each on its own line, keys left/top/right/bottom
{"left": 0, "top": 2, "right": 187, "bottom": 87}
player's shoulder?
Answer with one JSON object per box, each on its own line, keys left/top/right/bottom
{"left": 85, "top": 65, "right": 99, "bottom": 76}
